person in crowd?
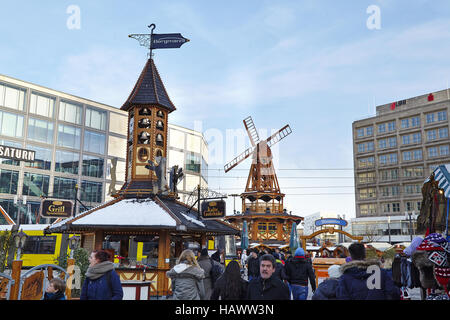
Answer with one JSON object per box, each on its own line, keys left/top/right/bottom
{"left": 211, "top": 249, "right": 224, "bottom": 264}
{"left": 240, "top": 249, "right": 248, "bottom": 269}
{"left": 210, "top": 260, "right": 248, "bottom": 300}
{"left": 166, "top": 249, "right": 205, "bottom": 300}
{"left": 312, "top": 264, "right": 342, "bottom": 300}
{"left": 246, "top": 254, "right": 290, "bottom": 300}
{"left": 336, "top": 243, "right": 400, "bottom": 300}
{"left": 197, "top": 248, "right": 213, "bottom": 300}
{"left": 275, "top": 248, "right": 285, "bottom": 262}
{"left": 43, "top": 278, "right": 66, "bottom": 300}
{"left": 80, "top": 250, "right": 123, "bottom": 300}
{"left": 272, "top": 252, "right": 287, "bottom": 282}
{"left": 284, "top": 247, "right": 316, "bottom": 300}
{"left": 247, "top": 249, "right": 260, "bottom": 281}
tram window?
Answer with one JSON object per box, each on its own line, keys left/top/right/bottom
{"left": 23, "top": 236, "right": 56, "bottom": 254}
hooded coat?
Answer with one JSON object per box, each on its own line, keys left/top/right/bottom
{"left": 166, "top": 263, "right": 206, "bottom": 300}
{"left": 197, "top": 256, "right": 213, "bottom": 299}
{"left": 336, "top": 259, "right": 401, "bottom": 300}
{"left": 284, "top": 256, "right": 316, "bottom": 291}
{"left": 311, "top": 278, "right": 339, "bottom": 300}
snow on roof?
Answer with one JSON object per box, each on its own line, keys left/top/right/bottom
{"left": 0, "top": 224, "right": 50, "bottom": 231}
{"left": 181, "top": 213, "right": 205, "bottom": 227}
{"left": 367, "top": 242, "right": 394, "bottom": 252}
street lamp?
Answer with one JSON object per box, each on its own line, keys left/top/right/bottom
{"left": 387, "top": 216, "right": 391, "bottom": 244}
{"left": 14, "top": 229, "right": 28, "bottom": 260}
{"left": 404, "top": 211, "right": 416, "bottom": 241}
{"left": 68, "top": 235, "right": 81, "bottom": 258}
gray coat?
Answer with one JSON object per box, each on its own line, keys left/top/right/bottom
{"left": 166, "top": 263, "right": 205, "bottom": 300}
{"left": 197, "top": 256, "right": 213, "bottom": 300}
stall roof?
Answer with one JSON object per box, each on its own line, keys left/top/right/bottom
{"left": 366, "top": 242, "right": 394, "bottom": 252}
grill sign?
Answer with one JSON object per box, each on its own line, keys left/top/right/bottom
{"left": 40, "top": 199, "right": 73, "bottom": 218}
{"left": 0, "top": 145, "right": 35, "bottom": 162}
{"left": 201, "top": 200, "right": 226, "bottom": 219}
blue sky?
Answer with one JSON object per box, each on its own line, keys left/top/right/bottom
{"left": 2, "top": 1, "right": 450, "bottom": 219}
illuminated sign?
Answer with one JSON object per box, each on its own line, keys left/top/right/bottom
{"left": 40, "top": 199, "right": 74, "bottom": 218}
{"left": 314, "top": 218, "right": 348, "bottom": 227}
{"left": 201, "top": 200, "right": 226, "bottom": 219}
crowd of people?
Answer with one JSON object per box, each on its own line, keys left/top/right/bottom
{"left": 47, "top": 243, "right": 406, "bottom": 300}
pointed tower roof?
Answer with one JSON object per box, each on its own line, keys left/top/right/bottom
{"left": 121, "top": 58, "right": 176, "bottom": 112}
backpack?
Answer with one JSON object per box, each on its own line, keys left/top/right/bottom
{"left": 210, "top": 258, "right": 223, "bottom": 286}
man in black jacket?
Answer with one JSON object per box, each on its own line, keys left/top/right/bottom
{"left": 246, "top": 254, "right": 290, "bottom": 300}
{"left": 247, "top": 250, "right": 260, "bottom": 281}
{"left": 285, "top": 247, "right": 316, "bottom": 300}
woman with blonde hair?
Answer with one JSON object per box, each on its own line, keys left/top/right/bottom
{"left": 166, "top": 249, "right": 206, "bottom": 300}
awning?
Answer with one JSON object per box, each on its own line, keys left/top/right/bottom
{"left": 426, "top": 164, "right": 450, "bottom": 198}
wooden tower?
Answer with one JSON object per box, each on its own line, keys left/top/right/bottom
{"left": 224, "top": 117, "right": 303, "bottom": 246}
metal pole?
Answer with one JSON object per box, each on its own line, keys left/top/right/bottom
{"left": 409, "top": 214, "right": 413, "bottom": 242}
{"left": 388, "top": 216, "right": 391, "bottom": 244}
{"left": 197, "top": 184, "right": 201, "bottom": 220}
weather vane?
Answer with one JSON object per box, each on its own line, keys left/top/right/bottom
{"left": 128, "top": 24, "right": 190, "bottom": 58}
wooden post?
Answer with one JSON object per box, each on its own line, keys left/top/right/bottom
{"left": 157, "top": 230, "right": 170, "bottom": 297}
{"left": 10, "top": 260, "right": 22, "bottom": 300}
{"left": 94, "top": 230, "right": 104, "bottom": 251}
{"left": 66, "top": 258, "right": 75, "bottom": 300}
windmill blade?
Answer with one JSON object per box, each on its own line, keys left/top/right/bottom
{"left": 266, "top": 124, "right": 292, "bottom": 148}
{"left": 224, "top": 145, "right": 255, "bottom": 173}
{"left": 243, "top": 116, "right": 260, "bottom": 147}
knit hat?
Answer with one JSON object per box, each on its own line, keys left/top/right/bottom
{"left": 294, "top": 248, "right": 305, "bottom": 257}
{"left": 403, "top": 236, "right": 424, "bottom": 256}
{"left": 328, "top": 264, "right": 342, "bottom": 279}
{"left": 200, "top": 248, "right": 209, "bottom": 257}
{"left": 345, "top": 257, "right": 352, "bottom": 263}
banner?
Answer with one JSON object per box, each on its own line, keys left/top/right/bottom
{"left": 151, "top": 33, "right": 189, "bottom": 49}
{"left": 314, "top": 218, "right": 348, "bottom": 227}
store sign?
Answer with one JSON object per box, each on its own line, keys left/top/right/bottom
{"left": 151, "top": 33, "right": 189, "bottom": 49}
{"left": 0, "top": 145, "right": 35, "bottom": 162}
{"left": 40, "top": 199, "right": 74, "bottom": 218}
{"left": 315, "top": 218, "right": 348, "bottom": 227}
{"left": 201, "top": 200, "right": 226, "bottom": 219}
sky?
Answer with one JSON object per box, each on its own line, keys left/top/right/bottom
{"left": 2, "top": 0, "right": 450, "bottom": 220}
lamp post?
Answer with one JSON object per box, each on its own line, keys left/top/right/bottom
{"left": 387, "top": 216, "right": 391, "bottom": 244}
{"left": 68, "top": 235, "right": 81, "bottom": 259}
{"left": 13, "top": 229, "right": 28, "bottom": 260}
{"left": 405, "top": 211, "right": 416, "bottom": 241}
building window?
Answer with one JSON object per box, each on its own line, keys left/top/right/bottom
{"left": 25, "top": 145, "right": 52, "bottom": 170}
{"left": 358, "top": 172, "right": 376, "bottom": 183}
{"left": 388, "top": 137, "right": 397, "bottom": 148}
{"left": 401, "top": 119, "right": 409, "bottom": 129}
{"left": 403, "top": 167, "right": 423, "bottom": 178}
{"left": 53, "top": 176, "right": 77, "bottom": 200}
{"left": 378, "top": 123, "right": 386, "bottom": 134}
{"left": 55, "top": 150, "right": 79, "bottom": 174}
{"left": 402, "top": 151, "right": 412, "bottom": 162}
{"left": 201, "top": 156, "right": 208, "bottom": 183}
{"left": 379, "top": 155, "right": 387, "bottom": 165}
{"left": 0, "top": 169, "right": 19, "bottom": 194}
{"left": 438, "top": 111, "right": 447, "bottom": 122}
{"left": 405, "top": 184, "right": 420, "bottom": 195}
{"left": 0, "top": 139, "right": 21, "bottom": 166}
{"left": 427, "top": 129, "right": 437, "bottom": 141}
{"left": 402, "top": 135, "right": 410, "bottom": 145}
{"left": 357, "top": 143, "right": 365, "bottom": 153}
{"left": 367, "top": 142, "right": 374, "bottom": 151}
{"left": 85, "top": 107, "right": 106, "bottom": 131}
{"left": 82, "top": 155, "right": 104, "bottom": 178}
{"left": 411, "top": 116, "right": 420, "bottom": 127}
{"left": 428, "top": 147, "right": 438, "bottom": 158}
{"left": 439, "top": 127, "right": 448, "bottom": 139}
{"left": 59, "top": 101, "right": 82, "bottom": 124}
{"left": 22, "top": 172, "right": 50, "bottom": 197}
{"left": 186, "top": 152, "right": 201, "bottom": 173}
{"left": 359, "top": 188, "right": 376, "bottom": 199}
{"left": 30, "top": 92, "right": 55, "bottom": 118}
{"left": 440, "top": 145, "right": 449, "bottom": 156}
{"left": 27, "top": 118, "right": 54, "bottom": 144}
{"left": 356, "top": 128, "right": 364, "bottom": 138}
{"left": 366, "top": 127, "right": 373, "bottom": 136}
{"left": 378, "top": 139, "right": 387, "bottom": 149}
{"left": 392, "top": 203, "right": 400, "bottom": 212}
{"left": 0, "top": 110, "right": 24, "bottom": 138}
{"left": 412, "top": 133, "right": 421, "bottom": 144}
{"left": 81, "top": 180, "right": 103, "bottom": 203}
{"left": 57, "top": 124, "right": 81, "bottom": 149}
{"left": 388, "top": 153, "right": 397, "bottom": 164}
{"left": 413, "top": 149, "right": 422, "bottom": 160}
{"left": 388, "top": 121, "right": 396, "bottom": 132}
{"left": 0, "top": 83, "right": 26, "bottom": 111}
{"left": 382, "top": 203, "right": 391, "bottom": 213}
{"left": 426, "top": 113, "right": 435, "bottom": 124}
{"left": 83, "top": 130, "right": 106, "bottom": 154}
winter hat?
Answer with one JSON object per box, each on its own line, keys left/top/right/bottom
{"left": 403, "top": 236, "right": 424, "bottom": 256}
{"left": 345, "top": 257, "right": 352, "bottom": 263}
{"left": 294, "top": 248, "right": 305, "bottom": 257}
{"left": 328, "top": 264, "right": 342, "bottom": 279}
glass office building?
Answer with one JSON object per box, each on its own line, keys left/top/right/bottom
{"left": 0, "top": 75, "right": 208, "bottom": 224}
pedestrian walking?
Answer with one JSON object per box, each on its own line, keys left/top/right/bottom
{"left": 284, "top": 248, "right": 316, "bottom": 300}
{"left": 246, "top": 254, "right": 290, "bottom": 300}
{"left": 80, "top": 250, "right": 123, "bottom": 300}
{"left": 166, "top": 249, "right": 206, "bottom": 300}
{"left": 211, "top": 260, "right": 248, "bottom": 300}
{"left": 336, "top": 243, "right": 401, "bottom": 300}
{"left": 272, "top": 252, "right": 287, "bottom": 282}
{"left": 247, "top": 250, "right": 260, "bottom": 281}
{"left": 211, "top": 249, "right": 223, "bottom": 263}
{"left": 312, "top": 264, "right": 342, "bottom": 300}
{"left": 197, "top": 248, "right": 213, "bottom": 300}
{"left": 43, "top": 278, "right": 66, "bottom": 300}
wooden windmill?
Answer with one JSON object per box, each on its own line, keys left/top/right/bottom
{"left": 224, "top": 116, "right": 292, "bottom": 214}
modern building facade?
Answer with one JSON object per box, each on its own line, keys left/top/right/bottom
{"left": 302, "top": 211, "right": 351, "bottom": 244}
{"left": 0, "top": 74, "right": 208, "bottom": 224}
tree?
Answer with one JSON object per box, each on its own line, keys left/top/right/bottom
{"left": 363, "top": 224, "right": 382, "bottom": 242}
{"left": 55, "top": 247, "right": 89, "bottom": 298}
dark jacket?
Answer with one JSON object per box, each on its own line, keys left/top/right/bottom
{"left": 247, "top": 256, "right": 260, "bottom": 278}
{"left": 336, "top": 259, "right": 401, "bottom": 300}
{"left": 273, "top": 259, "right": 287, "bottom": 281}
{"left": 284, "top": 256, "right": 316, "bottom": 291}
{"left": 311, "top": 278, "right": 339, "bottom": 300}
{"left": 210, "top": 274, "right": 248, "bottom": 300}
{"left": 43, "top": 291, "right": 66, "bottom": 300}
{"left": 246, "top": 275, "right": 290, "bottom": 300}
{"left": 197, "top": 256, "right": 213, "bottom": 299}
{"left": 80, "top": 270, "right": 123, "bottom": 300}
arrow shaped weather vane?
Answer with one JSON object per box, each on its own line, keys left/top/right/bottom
{"left": 129, "top": 24, "right": 190, "bottom": 58}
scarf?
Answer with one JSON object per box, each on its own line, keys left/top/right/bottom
{"left": 85, "top": 261, "right": 114, "bottom": 280}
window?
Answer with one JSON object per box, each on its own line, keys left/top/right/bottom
{"left": 427, "top": 130, "right": 437, "bottom": 141}
{"left": 367, "top": 142, "right": 374, "bottom": 152}
{"left": 359, "top": 204, "right": 376, "bottom": 215}
{"left": 22, "top": 172, "right": 50, "bottom": 197}
{"left": 388, "top": 121, "right": 396, "bottom": 132}
{"left": 0, "top": 83, "right": 25, "bottom": 111}
{"left": 0, "top": 139, "right": 21, "bottom": 166}
{"left": 426, "top": 113, "right": 435, "bottom": 123}
{"left": 403, "top": 167, "right": 423, "bottom": 178}
{"left": 59, "top": 101, "right": 82, "bottom": 124}
{"left": 201, "top": 156, "right": 208, "bottom": 183}
{"left": 360, "top": 188, "right": 376, "bottom": 199}
{"left": 413, "top": 149, "right": 422, "bottom": 160}
{"left": 380, "top": 169, "right": 398, "bottom": 181}
{"left": 0, "top": 169, "right": 19, "bottom": 194}
{"left": 388, "top": 153, "right": 397, "bottom": 164}
{"left": 357, "top": 143, "right": 365, "bottom": 153}
{"left": 439, "top": 127, "right": 448, "bottom": 139}
{"left": 440, "top": 145, "right": 449, "bottom": 156}
{"left": 366, "top": 127, "right": 373, "bottom": 136}
{"left": 382, "top": 203, "right": 391, "bottom": 213}
{"left": 412, "top": 133, "right": 421, "bottom": 144}
{"left": 81, "top": 180, "right": 103, "bottom": 203}
{"left": 186, "top": 152, "right": 201, "bottom": 173}
{"left": 402, "top": 151, "right": 412, "bottom": 161}
{"left": 438, "top": 111, "right": 447, "bottom": 122}
{"left": 55, "top": 150, "right": 79, "bottom": 174}
{"left": 82, "top": 155, "right": 104, "bottom": 178}
{"left": 25, "top": 145, "right": 52, "bottom": 170}
{"left": 0, "top": 110, "right": 23, "bottom": 137}
{"left": 378, "top": 123, "right": 386, "bottom": 134}
{"left": 23, "top": 236, "right": 56, "bottom": 254}
{"left": 388, "top": 137, "right": 397, "bottom": 148}
{"left": 53, "top": 176, "right": 77, "bottom": 199}
{"left": 358, "top": 172, "right": 376, "bottom": 183}
{"left": 378, "top": 139, "right": 387, "bottom": 149}
{"left": 405, "top": 184, "right": 420, "bottom": 195}
{"left": 401, "top": 119, "right": 409, "bottom": 129}
{"left": 411, "top": 116, "right": 420, "bottom": 127}
{"left": 428, "top": 147, "right": 438, "bottom": 158}
{"left": 30, "top": 92, "right": 54, "bottom": 118}
{"left": 402, "top": 135, "right": 410, "bottom": 145}
{"left": 57, "top": 124, "right": 81, "bottom": 149}
{"left": 356, "top": 128, "right": 364, "bottom": 138}
{"left": 379, "top": 155, "right": 387, "bottom": 165}
{"left": 85, "top": 107, "right": 106, "bottom": 131}
{"left": 392, "top": 203, "right": 400, "bottom": 212}
{"left": 84, "top": 130, "right": 106, "bottom": 154}
{"left": 27, "top": 118, "right": 54, "bottom": 144}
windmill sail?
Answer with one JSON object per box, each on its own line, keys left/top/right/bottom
{"left": 266, "top": 125, "right": 292, "bottom": 148}
{"left": 224, "top": 145, "right": 255, "bottom": 173}
{"left": 243, "top": 116, "right": 260, "bottom": 147}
